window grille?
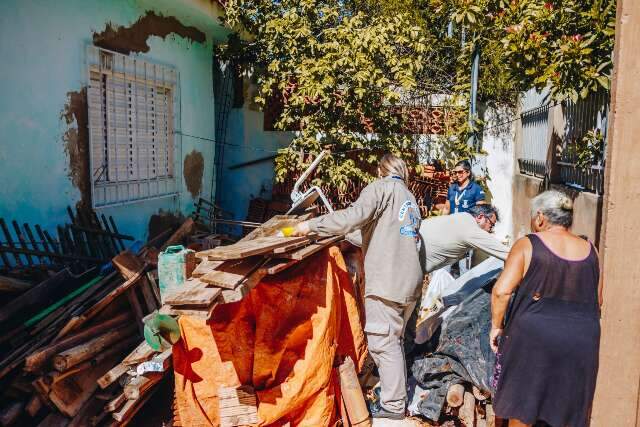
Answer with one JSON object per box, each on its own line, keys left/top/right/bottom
{"left": 87, "top": 46, "right": 179, "bottom": 208}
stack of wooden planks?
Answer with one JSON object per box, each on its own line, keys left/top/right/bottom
{"left": 0, "top": 222, "right": 184, "bottom": 426}
{"left": 161, "top": 215, "right": 344, "bottom": 318}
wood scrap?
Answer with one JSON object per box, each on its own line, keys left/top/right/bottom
{"left": 25, "top": 311, "right": 132, "bottom": 372}
{"left": 123, "top": 373, "right": 163, "bottom": 400}
{"left": 459, "top": 391, "right": 476, "bottom": 427}
{"left": 111, "top": 381, "right": 159, "bottom": 424}
{"left": 160, "top": 218, "right": 195, "bottom": 251}
{"left": 446, "top": 383, "right": 465, "bottom": 408}
{"left": 191, "top": 259, "right": 223, "bottom": 278}
{"left": 105, "top": 393, "right": 126, "bottom": 413}
{"left": 25, "top": 395, "right": 43, "bottom": 417}
{"left": 121, "top": 342, "right": 155, "bottom": 367}
{"left": 0, "top": 275, "right": 32, "bottom": 293}
{"left": 200, "top": 256, "right": 264, "bottom": 289}
{"left": 218, "top": 386, "right": 259, "bottom": 427}
{"left": 164, "top": 278, "right": 221, "bottom": 307}
{"left": 0, "top": 400, "right": 24, "bottom": 426}
{"left": 47, "top": 353, "right": 121, "bottom": 417}
{"left": 277, "top": 235, "right": 343, "bottom": 260}
{"left": 200, "top": 236, "right": 309, "bottom": 261}
{"left": 52, "top": 324, "right": 137, "bottom": 372}
{"left": 218, "top": 269, "right": 267, "bottom": 304}
{"left": 259, "top": 258, "right": 299, "bottom": 275}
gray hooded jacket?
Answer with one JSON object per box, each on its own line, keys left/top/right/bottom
{"left": 308, "top": 176, "right": 424, "bottom": 304}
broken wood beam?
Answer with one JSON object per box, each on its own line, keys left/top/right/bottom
{"left": 25, "top": 311, "right": 132, "bottom": 372}
{"left": 160, "top": 218, "right": 195, "bottom": 251}
{"left": 123, "top": 373, "right": 163, "bottom": 400}
{"left": 53, "top": 324, "right": 137, "bottom": 372}
{"left": 277, "top": 235, "right": 343, "bottom": 260}
{"left": 200, "top": 256, "right": 264, "bottom": 289}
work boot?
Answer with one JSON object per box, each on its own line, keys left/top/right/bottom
{"left": 370, "top": 405, "right": 405, "bottom": 420}
{"left": 370, "top": 406, "right": 405, "bottom": 420}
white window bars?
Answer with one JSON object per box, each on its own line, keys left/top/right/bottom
{"left": 87, "top": 46, "right": 180, "bottom": 208}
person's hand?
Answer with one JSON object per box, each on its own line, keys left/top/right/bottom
{"left": 290, "top": 221, "right": 311, "bottom": 237}
{"left": 490, "top": 327, "right": 503, "bottom": 353}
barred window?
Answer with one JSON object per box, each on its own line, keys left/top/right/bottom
{"left": 87, "top": 46, "right": 179, "bottom": 207}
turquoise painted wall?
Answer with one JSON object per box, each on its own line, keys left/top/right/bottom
{"left": 218, "top": 103, "right": 292, "bottom": 230}
{"left": 0, "top": 0, "right": 225, "bottom": 242}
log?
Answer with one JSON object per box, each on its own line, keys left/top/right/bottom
{"left": 124, "top": 373, "right": 162, "bottom": 400}
{"left": 446, "top": 383, "right": 465, "bottom": 408}
{"left": 337, "top": 357, "right": 371, "bottom": 427}
{"left": 25, "top": 312, "right": 132, "bottom": 372}
{"left": 0, "top": 401, "right": 24, "bottom": 426}
{"left": 160, "top": 218, "right": 195, "bottom": 251}
{"left": 53, "top": 324, "right": 137, "bottom": 372}
{"left": 486, "top": 403, "right": 496, "bottom": 427}
{"left": 472, "top": 385, "right": 490, "bottom": 401}
{"left": 45, "top": 335, "right": 139, "bottom": 386}
{"left": 459, "top": 391, "right": 476, "bottom": 427}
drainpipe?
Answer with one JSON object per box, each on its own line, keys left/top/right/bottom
{"left": 468, "top": 46, "right": 480, "bottom": 147}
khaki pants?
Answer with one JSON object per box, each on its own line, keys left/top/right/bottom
{"left": 364, "top": 296, "right": 417, "bottom": 414}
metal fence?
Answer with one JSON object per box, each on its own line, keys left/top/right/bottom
{"left": 518, "top": 88, "right": 551, "bottom": 178}
{"left": 518, "top": 89, "right": 609, "bottom": 194}
{"left": 558, "top": 91, "right": 609, "bottom": 194}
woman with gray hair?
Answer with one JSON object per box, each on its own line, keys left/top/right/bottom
{"left": 490, "top": 190, "right": 602, "bottom": 427}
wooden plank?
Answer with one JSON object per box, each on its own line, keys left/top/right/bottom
{"left": 271, "top": 234, "right": 318, "bottom": 253}
{"left": 105, "top": 393, "right": 126, "bottom": 412}
{"left": 139, "top": 280, "right": 159, "bottom": 312}
{"left": 23, "top": 223, "right": 45, "bottom": 264}
{"left": 259, "top": 258, "right": 299, "bottom": 275}
{"left": 0, "top": 275, "right": 32, "bottom": 293}
{"left": 164, "top": 278, "right": 221, "bottom": 306}
{"left": 217, "top": 270, "right": 267, "bottom": 305}
{"left": 160, "top": 218, "right": 195, "bottom": 251}
{"left": 0, "top": 218, "right": 23, "bottom": 266}
{"left": 200, "top": 236, "right": 308, "bottom": 261}
{"left": 158, "top": 303, "right": 215, "bottom": 319}
{"left": 277, "top": 235, "right": 343, "bottom": 260}
{"left": 122, "top": 341, "right": 155, "bottom": 366}
{"left": 191, "top": 259, "right": 224, "bottom": 278}
{"left": 12, "top": 220, "right": 33, "bottom": 265}
{"left": 126, "top": 288, "right": 145, "bottom": 336}
{"left": 218, "top": 386, "right": 259, "bottom": 427}
{"left": 25, "top": 311, "right": 132, "bottom": 372}
{"left": 239, "top": 215, "right": 298, "bottom": 242}
{"left": 53, "top": 324, "right": 137, "bottom": 372}
{"left": 124, "top": 373, "right": 162, "bottom": 400}
{"left": 48, "top": 352, "right": 121, "bottom": 417}
{"left": 200, "top": 256, "right": 264, "bottom": 289}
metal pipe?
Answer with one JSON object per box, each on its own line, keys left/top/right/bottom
{"left": 468, "top": 47, "right": 480, "bottom": 147}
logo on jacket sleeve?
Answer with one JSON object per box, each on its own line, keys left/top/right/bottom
{"left": 398, "top": 200, "right": 421, "bottom": 249}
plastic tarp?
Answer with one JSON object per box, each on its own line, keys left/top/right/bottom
{"left": 409, "top": 259, "right": 503, "bottom": 421}
{"left": 415, "top": 258, "right": 504, "bottom": 345}
{"left": 172, "top": 246, "right": 367, "bottom": 426}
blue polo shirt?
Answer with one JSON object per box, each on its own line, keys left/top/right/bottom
{"left": 447, "top": 181, "right": 485, "bottom": 213}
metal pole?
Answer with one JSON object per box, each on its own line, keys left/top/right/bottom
{"left": 468, "top": 47, "right": 480, "bottom": 147}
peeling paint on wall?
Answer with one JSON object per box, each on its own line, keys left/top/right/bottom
{"left": 93, "top": 11, "right": 206, "bottom": 55}
{"left": 183, "top": 150, "right": 204, "bottom": 198}
{"left": 61, "top": 88, "right": 91, "bottom": 210}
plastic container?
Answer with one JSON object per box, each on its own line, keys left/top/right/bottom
{"left": 158, "top": 245, "right": 195, "bottom": 303}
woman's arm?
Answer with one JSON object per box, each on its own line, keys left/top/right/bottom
{"left": 490, "top": 237, "right": 530, "bottom": 352}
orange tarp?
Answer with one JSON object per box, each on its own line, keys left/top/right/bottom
{"left": 173, "top": 246, "right": 368, "bottom": 426}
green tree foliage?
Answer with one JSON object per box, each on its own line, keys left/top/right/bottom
{"left": 224, "top": 0, "right": 433, "bottom": 189}
{"left": 222, "top": 0, "right": 616, "bottom": 185}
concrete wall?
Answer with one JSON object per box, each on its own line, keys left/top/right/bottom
{"left": 511, "top": 91, "right": 603, "bottom": 245}
{"left": 0, "top": 0, "right": 228, "bottom": 242}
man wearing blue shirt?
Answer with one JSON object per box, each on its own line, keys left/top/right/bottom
{"left": 443, "top": 160, "right": 485, "bottom": 214}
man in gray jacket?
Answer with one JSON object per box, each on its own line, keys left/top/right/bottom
{"left": 421, "top": 204, "right": 510, "bottom": 273}
{"left": 293, "top": 154, "right": 424, "bottom": 420}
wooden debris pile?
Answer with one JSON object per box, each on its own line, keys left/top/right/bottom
{"left": 0, "top": 220, "right": 188, "bottom": 426}
{"left": 162, "top": 215, "right": 343, "bottom": 319}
